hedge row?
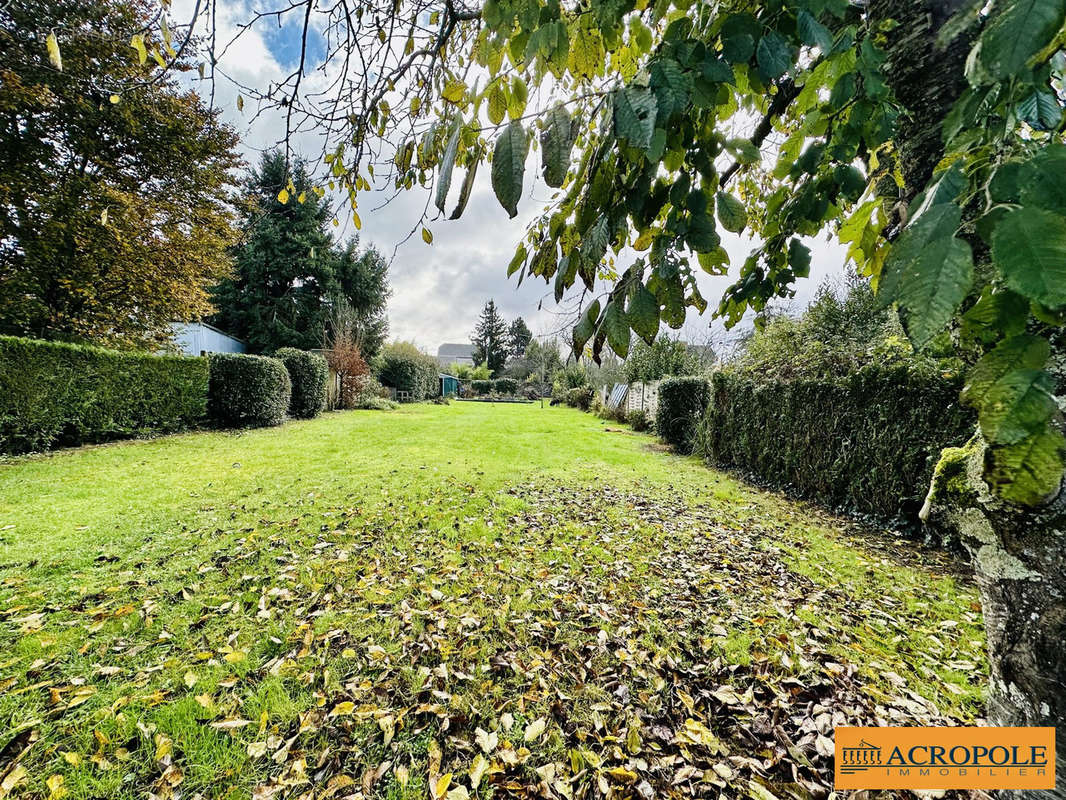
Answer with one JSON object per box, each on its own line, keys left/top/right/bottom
{"left": 0, "top": 336, "right": 209, "bottom": 454}
{"left": 696, "top": 367, "right": 974, "bottom": 520}
{"left": 655, "top": 376, "right": 711, "bottom": 453}
{"left": 276, "top": 348, "right": 328, "bottom": 418}
{"left": 470, "top": 377, "right": 520, "bottom": 396}
{"left": 378, "top": 349, "right": 439, "bottom": 401}
{"left": 207, "top": 353, "right": 291, "bottom": 428}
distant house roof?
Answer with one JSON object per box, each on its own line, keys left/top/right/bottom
{"left": 437, "top": 343, "right": 475, "bottom": 359}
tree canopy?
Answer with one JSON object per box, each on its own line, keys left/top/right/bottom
{"left": 0, "top": 0, "right": 240, "bottom": 349}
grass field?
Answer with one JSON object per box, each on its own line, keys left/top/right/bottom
{"left": 0, "top": 403, "right": 986, "bottom": 800}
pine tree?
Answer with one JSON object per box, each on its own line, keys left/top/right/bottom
{"left": 471, "top": 300, "right": 508, "bottom": 376}
{"left": 507, "top": 317, "right": 532, "bottom": 359}
{"left": 211, "top": 152, "right": 391, "bottom": 354}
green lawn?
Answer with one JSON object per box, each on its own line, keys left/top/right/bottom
{"left": 0, "top": 403, "right": 986, "bottom": 800}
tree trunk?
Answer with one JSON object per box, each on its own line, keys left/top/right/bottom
{"left": 926, "top": 442, "right": 1066, "bottom": 799}
{"left": 871, "top": 4, "right": 1065, "bottom": 796}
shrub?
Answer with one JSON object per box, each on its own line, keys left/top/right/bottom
{"left": 207, "top": 353, "right": 291, "bottom": 428}
{"left": 325, "top": 334, "right": 370, "bottom": 409}
{"left": 623, "top": 337, "right": 704, "bottom": 383}
{"left": 696, "top": 366, "right": 974, "bottom": 521}
{"left": 0, "top": 335, "right": 208, "bottom": 454}
{"left": 376, "top": 341, "right": 439, "bottom": 401}
{"left": 275, "top": 348, "right": 328, "bottom": 418}
{"left": 494, "top": 377, "right": 518, "bottom": 395}
{"left": 566, "top": 386, "right": 594, "bottom": 410}
{"left": 471, "top": 379, "right": 494, "bottom": 395}
{"left": 656, "top": 376, "right": 711, "bottom": 453}
{"left": 627, "top": 408, "right": 651, "bottom": 431}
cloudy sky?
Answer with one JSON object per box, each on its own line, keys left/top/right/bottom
{"left": 178, "top": 1, "right": 849, "bottom": 356}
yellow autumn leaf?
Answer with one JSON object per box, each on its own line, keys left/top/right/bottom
{"left": 100, "top": 208, "right": 108, "bottom": 225}
{"left": 109, "top": 94, "right": 120, "bottom": 104}
{"left": 330, "top": 701, "right": 355, "bottom": 716}
{"left": 183, "top": 671, "right": 197, "bottom": 688}
{"left": 277, "top": 188, "right": 290, "bottom": 204}
{"left": 46, "top": 31, "right": 62, "bottom": 71}
{"left": 130, "top": 34, "right": 147, "bottom": 65}
{"left": 297, "top": 191, "right": 306, "bottom": 203}
{"left": 442, "top": 80, "right": 466, "bottom": 104}
{"left": 468, "top": 754, "right": 489, "bottom": 788}
{"left": 237, "top": 95, "right": 244, "bottom": 112}
{"left": 223, "top": 650, "right": 245, "bottom": 663}
{"left": 154, "top": 734, "right": 173, "bottom": 762}
{"left": 45, "top": 774, "right": 66, "bottom": 800}
{"left": 353, "top": 211, "right": 362, "bottom": 230}
{"left": 421, "top": 227, "right": 433, "bottom": 244}
{"left": 150, "top": 48, "right": 166, "bottom": 69}
{"left": 432, "top": 772, "right": 452, "bottom": 800}
{"left": 0, "top": 764, "right": 28, "bottom": 796}
{"left": 61, "top": 752, "right": 80, "bottom": 767}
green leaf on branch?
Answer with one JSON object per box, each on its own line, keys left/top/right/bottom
{"left": 991, "top": 207, "right": 1066, "bottom": 308}
{"left": 603, "top": 298, "right": 630, "bottom": 357}
{"left": 756, "top": 32, "right": 793, "bottom": 79}
{"left": 649, "top": 58, "right": 691, "bottom": 121}
{"left": 573, "top": 299, "right": 601, "bottom": 356}
{"left": 613, "top": 86, "right": 658, "bottom": 151}
{"left": 716, "top": 191, "right": 747, "bottom": 233}
{"left": 627, "top": 284, "right": 660, "bottom": 344}
{"left": 985, "top": 427, "right": 1066, "bottom": 505}
{"left": 540, "top": 104, "right": 574, "bottom": 188}
{"left": 878, "top": 202, "right": 973, "bottom": 348}
{"left": 434, "top": 120, "right": 461, "bottom": 214}
{"left": 963, "top": 334, "right": 1056, "bottom": 444}
{"left": 492, "top": 121, "right": 528, "bottom": 218}
{"left": 975, "top": 0, "right": 1066, "bottom": 80}
{"left": 788, "top": 238, "right": 811, "bottom": 278}
{"left": 797, "top": 11, "right": 833, "bottom": 52}
{"left": 1019, "top": 145, "right": 1066, "bottom": 214}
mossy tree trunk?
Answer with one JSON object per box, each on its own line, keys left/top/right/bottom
{"left": 872, "top": 3, "right": 1065, "bottom": 795}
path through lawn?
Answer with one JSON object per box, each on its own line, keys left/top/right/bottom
{"left": 0, "top": 403, "right": 986, "bottom": 800}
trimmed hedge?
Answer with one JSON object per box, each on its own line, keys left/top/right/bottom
{"left": 656, "top": 376, "right": 711, "bottom": 453}
{"left": 697, "top": 367, "right": 974, "bottom": 520}
{"left": 377, "top": 349, "right": 439, "bottom": 401}
{"left": 208, "top": 353, "right": 291, "bottom": 428}
{"left": 0, "top": 335, "right": 208, "bottom": 454}
{"left": 276, "top": 348, "right": 328, "bottom": 418}
{"left": 494, "top": 377, "right": 518, "bottom": 395}
{"left": 471, "top": 379, "right": 494, "bottom": 395}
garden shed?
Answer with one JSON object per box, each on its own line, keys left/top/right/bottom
{"left": 439, "top": 374, "right": 459, "bottom": 397}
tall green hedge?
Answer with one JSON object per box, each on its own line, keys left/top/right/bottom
{"left": 377, "top": 349, "right": 439, "bottom": 401}
{"left": 655, "top": 376, "right": 711, "bottom": 453}
{"left": 207, "top": 353, "right": 291, "bottom": 428}
{"left": 0, "top": 336, "right": 208, "bottom": 454}
{"left": 275, "top": 348, "right": 328, "bottom": 418}
{"left": 696, "top": 367, "right": 974, "bottom": 520}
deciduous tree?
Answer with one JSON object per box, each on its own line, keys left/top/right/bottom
{"left": 0, "top": 0, "right": 240, "bottom": 349}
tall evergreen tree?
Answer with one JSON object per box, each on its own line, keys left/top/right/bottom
{"left": 471, "top": 300, "right": 508, "bottom": 376}
{"left": 331, "top": 238, "right": 390, "bottom": 359}
{"left": 211, "top": 152, "right": 390, "bottom": 355}
{"left": 210, "top": 152, "right": 335, "bottom": 353}
{"left": 506, "top": 317, "right": 532, "bottom": 359}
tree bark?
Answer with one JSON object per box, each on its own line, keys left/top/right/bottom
{"left": 871, "top": 3, "right": 1065, "bottom": 796}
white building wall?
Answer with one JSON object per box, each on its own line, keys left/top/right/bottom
{"left": 170, "top": 322, "right": 245, "bottom": 356}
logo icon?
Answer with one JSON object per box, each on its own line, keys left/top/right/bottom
{"left": 835, "top": 727, "right": 1055, "bottom": 790}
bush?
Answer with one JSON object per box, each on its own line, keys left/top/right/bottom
{"left": 471, "top": 379, "right": 494, "bottom": 395}
{"left": 207, "top": 353, "right": 291, "bottom": 428}
{"left": 696, "top": 366, "right": 974, "bottom": 520}
{"left": 627, "top": 408, "right": 651, "bottom": 431}
{"left": 376, "top": 342, "right": 439, "bottom": 401}
{"left": 0, "top": 336, "right": 209, "bottom": 454}
{"left": 494, "top": 377, "right": 518, "bottom": 395}
{"left": 275, "top": 348, "right": 328, "bottom": 418}
{"left": 325, "top": 334, "right": 370, "bottom": 409}
{"left": 566, "top": 386, "right": 594, "bottom": 410}
{"left": 656, "top": 376, "right": 711, "bottom": 453}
